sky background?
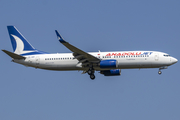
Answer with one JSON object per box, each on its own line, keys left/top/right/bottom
{"left": 0, "top": 0, "right": 180, "bottom": 120}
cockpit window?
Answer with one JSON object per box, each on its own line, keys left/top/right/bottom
{"left": 164, "top": 54, "right": 170, "bottom": 57}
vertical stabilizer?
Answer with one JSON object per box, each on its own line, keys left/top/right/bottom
{"left": 7, "top": 26, "right": 36, "bottom": 55}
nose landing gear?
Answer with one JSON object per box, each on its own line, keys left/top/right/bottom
{"left": 158, "top": 70, "right": 162, "bottom": 75}
{"left": 158, "top": 66, "right": 168, "bottom": 75}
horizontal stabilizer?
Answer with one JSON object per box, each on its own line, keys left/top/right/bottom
{"left": 2, "top": 49, "right": 26, "bottom": 59}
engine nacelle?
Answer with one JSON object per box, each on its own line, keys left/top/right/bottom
{"left": 100, "top": 69, "right": 121, "bottom": 76}
{"left": 100, "top": 60, "right": 118, "bottom": 68}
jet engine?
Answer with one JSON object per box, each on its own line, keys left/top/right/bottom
{"left": 99, "top": 60, "right": 118, "bottom": 68}
{"left": 100, "top": 69, "right": 121, "bottom": 76}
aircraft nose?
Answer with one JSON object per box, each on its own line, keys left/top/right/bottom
{"left": 171, "top": 57, "right": 178, "bottom": 64}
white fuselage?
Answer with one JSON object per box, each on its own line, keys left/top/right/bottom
{"left": 13, "top": 51, "right": 177, "bottom": 71}
{"left": 5, "top": 26, "right": 178, "bottom": 79}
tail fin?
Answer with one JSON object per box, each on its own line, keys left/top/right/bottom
{"left": 7, "top": 26, "right": 36, "bottom": 55}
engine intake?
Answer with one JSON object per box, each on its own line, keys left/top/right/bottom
{"left": 100, "top": 69, "right": 121, "bottom": 76}
{"left": 100, "top": 60, "right": 118, "bottom": 68}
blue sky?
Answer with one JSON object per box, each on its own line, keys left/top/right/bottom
{"left": 0, "top": 0, "right": 180, "bottom": 120}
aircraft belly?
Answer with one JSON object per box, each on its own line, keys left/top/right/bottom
{"left": 117, "top": 59, "right": 153, "bottom": 69}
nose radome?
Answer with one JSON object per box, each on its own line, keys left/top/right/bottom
{"left": 172, "top": 57, "right": 178, "bottom": 64}
{"left": 175, "top": 58, "right": 178, "bottom": 63}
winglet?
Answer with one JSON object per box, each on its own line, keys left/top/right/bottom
{"left": 55, "top": 30, "right": 66, "bottom": 43}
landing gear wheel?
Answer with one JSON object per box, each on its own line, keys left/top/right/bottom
{"left": 158, "top": 71, "right": 162, "bottom": 75}
{"left": 88, "top": 70, "right": 93, "bottom": 75}
{"left": 90, "top": 74, "right": 95, "bottom": 80}
{"left": 88, "top": 67, "right": 94, "bottom": 75}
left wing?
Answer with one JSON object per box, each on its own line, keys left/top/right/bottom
{"left": 55, "top": 30, "right": 100, "bottom": 65}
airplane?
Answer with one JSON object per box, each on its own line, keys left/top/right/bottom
{"left": 2, "top": 26, "right": 178, "bottom": 80}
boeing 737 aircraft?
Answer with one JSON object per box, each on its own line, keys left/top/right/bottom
{"left": 2, "top": 26, "right": 178, "bottom": 80}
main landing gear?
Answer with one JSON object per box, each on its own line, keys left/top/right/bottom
{"left": 88, "top": 67, "right": 95, "bottom": 80}
{"left": 90, "top": 74, "right": 95, "bottom": 80}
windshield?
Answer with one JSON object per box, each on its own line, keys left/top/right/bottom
{"left": 164, "top": 54, "right": 170, "bottom": 57}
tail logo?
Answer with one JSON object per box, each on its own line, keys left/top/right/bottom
{"left": 11, "top": 34, "right": 34, "bottom": 54}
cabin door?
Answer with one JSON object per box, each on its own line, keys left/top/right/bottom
{"left": 154, "top": 53, "right": 159, "bottom": 61}
{"left": 36, "top": 56, "right": 40, "bottom": 67}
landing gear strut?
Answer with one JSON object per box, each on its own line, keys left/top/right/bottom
{"left": 88, "top": 67, "right": 93, "bottom": 75}
{"left": 158, "top": 66, "right": 168, "bottom": 75}
{"left": 88, "top": 66, "right": 95, "bottom": 80}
